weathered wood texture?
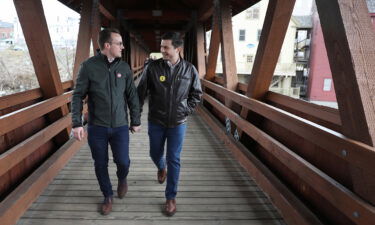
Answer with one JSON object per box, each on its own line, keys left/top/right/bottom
{"left": 16, "top": 104, "right": 285, "bottom": 225}
{"left": 0, "top": 82, "right": 74, "bottom": 204}
{"left": 72, "top": 0, "right": 94, "bottom": 82}
{"left": 315, "top": 0, "right": 375, "bottom": 205}
{"left": 216, "top": 0, "right": 237, "bottom": 92}
{"left": 205, "top": 9, "right": 220, "bottom": 81}
{"left": 196, "top": 23, "right": 207, "bottom": 79}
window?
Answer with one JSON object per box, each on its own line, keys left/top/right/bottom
{"left": 246, "top": 55, "right": 253, "bottom": 63}
{"left": 239, "top": 29, "right": 246, "bottom": 41}
{"left": 245, "top": 7, "right": 260, "bottom": 19}
{"left": 257, "top": 29, "right": 262, "bottom": 41}
{"left": 245, "top": 10, "right": 252, "bottom": 19}
{"left": 323, "top": 78, "right": 332, "bottom": 91}
{"left": 253, "top": 8, "right": 259, "bottom": 19}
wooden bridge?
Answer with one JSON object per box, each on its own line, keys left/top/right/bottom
{"left": 1, "top": 0, "right": 375, "bottom": 224}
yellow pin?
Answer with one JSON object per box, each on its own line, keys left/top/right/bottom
{"left": 159, "top": 75, "right": 166, "bottom": 82}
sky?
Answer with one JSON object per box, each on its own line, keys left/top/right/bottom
{"left": 0, "top": 0, "right": 314, "bottom": 23}
{"left": 0, "top": 0, "right": 79, "bottom": 23}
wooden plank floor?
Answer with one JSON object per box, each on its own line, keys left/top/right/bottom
{"left": 17, "top": 106, "right": 286, "bottom": 225}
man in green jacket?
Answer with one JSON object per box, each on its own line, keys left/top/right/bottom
{"left": 71, "top": 28, "right": 141, "bottom": 215}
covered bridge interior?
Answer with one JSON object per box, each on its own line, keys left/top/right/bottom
{"left": 1, "top": 0, "right": 375, "bottom": 224}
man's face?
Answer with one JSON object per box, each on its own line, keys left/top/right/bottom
{"left": 107, "top": 33, "right": 124, "bottom": 58}
{"left": 160, "top": 39, "right": 179, "bottom": 61}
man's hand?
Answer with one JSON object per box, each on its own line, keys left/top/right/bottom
{"left": 130, "top": 125, "right": 141, "bottom": 133}
{"left": 72, "top": 127, "right": 85, "bottom": 141}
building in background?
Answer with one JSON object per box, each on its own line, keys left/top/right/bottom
{"left": 293, "top": 16, "right": 312, "bottom": 99}
{"left": 307, "top": 0, "right": 375, "bottom": 108}
{"left": 209, "top": 0, "right": 299, "bottom": 98}
{"left": 0, "top": 20, "right": 13, "bottom": 39}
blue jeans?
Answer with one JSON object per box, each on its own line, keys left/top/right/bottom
{"left": 87, "top": 124, "right": 130, "bottom": 197}
{"left": 148, "top": 122, "right": 187, "bottom": 200}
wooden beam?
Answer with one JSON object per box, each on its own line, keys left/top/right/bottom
{"left": 0, "top": 89, "right": 42, "bottom": 111}
{"left": 72, "top": 0, "right": 93, "bottom": 82}
{"left": 202, "top": 79, "right": 375, "bottom": 173}
{"left": 198, "top": 0, "right": 214, "bottom": 22}
{"left": 316, "top": 0, "right": 375, "bottom": 205}
{"left": 213, "top": 77, "right": 342, "bottom": 132}
{"left": 205, "top": 9, "right": 220, "bottom": 81}
{"left": 14, "top": 0, "right": 64, "bottom": 99}
{"left": 245, "top": 0, "right": 296, "bottom": 99}
{"left": 91, "top": 0, "right": 100, "bottom": 55}
{"left": 196, "top": 106, "right": 324, "bottom": 225}
{"left": 0, "top": 115, "right": 70, "bottom": 177}
{"left": 202, "top": 93, "right": 375, "bottom": 225}
{"left": 238, "top": 0, "right": 295, "bottom": 137}
{"left": 14, "top": 0, "right": 70, "bottom": 143}
{"left": 0, "top": 92, "right": 72, "bottom": 136}
{"left": 196, "top": 23, "right": 207, "bottom": 79}
{"left": 266, "top": 91, "right": 342, "bottom": 132}
{"left": 0, "top": 80, "right": 71, "bottom": 112}
{"left": 121, "top": 9, "right": 191, "bottom": 21}
{"left": 314, "top": 0, "right": 375, "bottom": 145}
{"left": 0, "top": 130, "right": 87, "bottom": 225}
{"left": 217, "top": 0, "right": 238, "bottom": 92}
{"left": 98, "top": 3, "right": 115, "bottom": 21}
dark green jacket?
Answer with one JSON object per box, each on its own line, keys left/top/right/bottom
{"left": 71, "top": 53, "right": 141, "bottom": 128}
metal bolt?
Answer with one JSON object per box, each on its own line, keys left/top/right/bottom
{"left": 341, "top": 150, "right": 347, "bottom": 157}
{"left": 353, "top": 211, "right": 360, "bottom": 218}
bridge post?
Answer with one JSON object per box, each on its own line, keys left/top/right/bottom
{"left": 316, "top": 0, "right": 375, "bottom": 205}
{"left": 14, "top": 0, "right": 72, "bottom": 145}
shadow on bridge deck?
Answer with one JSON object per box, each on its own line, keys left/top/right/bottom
{"left": 17, "top": 107, "right": 285, "bottom": 225}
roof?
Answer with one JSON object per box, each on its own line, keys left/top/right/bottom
{"left": 57, "top": 0, "right": 261, "bottom": 52}
{"left": 367, "top": 0, "right": 375, "bottom": 13}
{"left": 0, "top": 21, "right": 13, "bottom": 28}
{"left": 293, "top": 15, "right": 313, "bottom": 29}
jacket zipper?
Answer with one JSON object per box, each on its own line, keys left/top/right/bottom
{"left": 109, "top": 67, "right": 113, "bottom": 127}
{"left": 168, "top": 66, "right": 179, "bottom": 127}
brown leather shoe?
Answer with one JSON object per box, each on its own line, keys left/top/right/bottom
{"left": 117, "top": 179, "right": 128, "bottom": 199}
{"left": 101, "top": 196, "right": 113, "bottom": 215}
{"left": 157, "top": 168, "right": 167, "bottom": 184}
{"left": 165, "top": 199, "right": 176, "bottom": 216}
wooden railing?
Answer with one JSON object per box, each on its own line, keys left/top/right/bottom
{"left": 198, "top": 78, "right": 375, "bottom": 225}
{"left": 132, "top": 65, "right": 144, "bottom": 80}
{"left": 0, "top": 80, "right": 87, "bottom": 225}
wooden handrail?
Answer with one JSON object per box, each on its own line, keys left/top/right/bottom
{"left": 62, "top": 80, "right": 74, "bottom": 90}
{"left": 0, "top": 89, "right": 42, "bottom": 111}
{"left": 0, "top": 80, "right": 73, "bottom": 111}
{"left": 132, "top": 65, "right": 144, "bottom": 72}
{"left": 0, "top": 104, "right": 86, "bottom": 178}
{"left": 201, "top": 79, "right": 375, "bottom": 173}
{"left": 0, "top": 92, "right": 72, "bottom": 136}
{"left": 197, "top": 106, "right": 324, "bottom": 225}
{"left": 203, "top": 92, "right": 375, "bottom": 225}
{"left": 0, "top": 128, "right": 87, "bottom": 225}
{"left": 212, "top": 76, "right": 340, "bottom": 129}
{"left": 266, "top": 91, "right": 341, "bottom": 131}
{"left": 0, "top": 115, "right": 71, "bottom": 177}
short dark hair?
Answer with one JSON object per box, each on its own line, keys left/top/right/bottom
{"left": 161, "top": 32, "right": 184, "bottom": 48}
{"left": 98, "top": 28, "right": 121, "bottom": 50}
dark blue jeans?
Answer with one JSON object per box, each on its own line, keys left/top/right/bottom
{"left": 87, "top": 124, "right": 130, "bottom": 197}
{"left": 148, "top": 122, "right": 187, "bottom": 200}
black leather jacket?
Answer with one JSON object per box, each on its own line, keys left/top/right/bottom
{"left": 137, "top": 58, "right": 202, "bottom": 128}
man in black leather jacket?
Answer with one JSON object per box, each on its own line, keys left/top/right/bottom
{"left": 137, "top": 32, "right": 202, "bottom": 216}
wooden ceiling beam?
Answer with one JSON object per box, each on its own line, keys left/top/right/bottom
{"left": 198, "top": 0, "right": 214, "bottom": 22}
{"left": 120, "top": 9, "right": 191, "bottom": 21}
{"left": 98, "top": 3, "right": 115, "bottom": 21}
